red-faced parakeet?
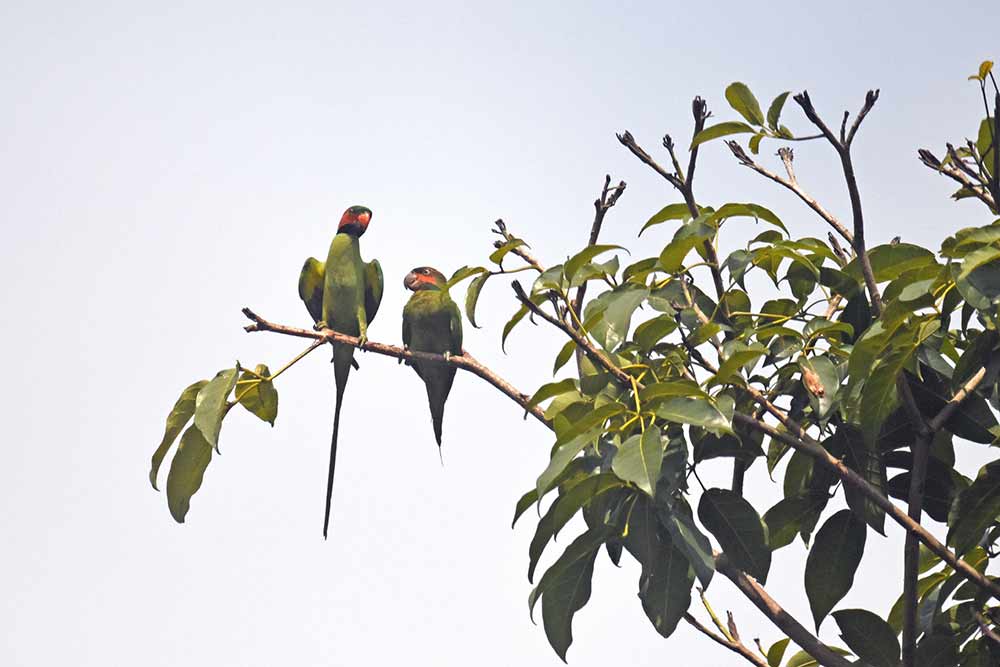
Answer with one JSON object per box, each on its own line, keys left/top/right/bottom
{"left": 298, "top": 205, "right": 383, "bottom": 537}
{"left": 402, "top": 267, "right": 463, "bottom": 458}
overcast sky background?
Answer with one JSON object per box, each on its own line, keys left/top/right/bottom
{"left": 3, "top": 1, "right": 999, "bottom": 665}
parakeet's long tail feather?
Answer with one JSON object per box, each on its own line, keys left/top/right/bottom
{"left": 424, "top": 366, "right": 456, "bottom": 450}
{"left": 323, "top": 344, "right": 353, "bottom": 539}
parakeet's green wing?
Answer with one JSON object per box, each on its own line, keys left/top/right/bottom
{"left": 298, "top": 257, "right": 326, "bottom": 323}
{"left": 364, "top": 259, "right": 384, "bottom": 324}
{"left": 447, "top": 297, "right": 463, "bottom": 355}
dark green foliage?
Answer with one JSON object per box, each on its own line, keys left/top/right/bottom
{"left": 151, "top": 64, "right": 1000, "bottom": 666}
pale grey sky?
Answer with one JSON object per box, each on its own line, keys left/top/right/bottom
{"left": 2, "top": 1, "right": 998, "bottom": 665}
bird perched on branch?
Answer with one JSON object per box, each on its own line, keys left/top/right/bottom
{"left": 298, "top": 205, "right": 383, "bottom": 538}
{"left": 402, "top": 267, "right": 463, "bottom": 460}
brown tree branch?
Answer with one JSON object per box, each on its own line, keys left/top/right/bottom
{"left": 726, "top": 141, "right": 854, "bottom": 245}
{"left": 617, "top": 99, "right": 730, "bottom": 323}
{"left": 976, "top": 611, "right": 1000, "bottom": 645}
{"left": 793, "top": 90, "right": 883, "bottom": 315}
{"left": 510, "top": 282, "right": 633, "bottom": 387}
{"left": 515, "top": 264, "right": 1000, "bottom": 604}
{"left": 733, "top": 413, "right": 1000, "bottom": 603}
{"left": 491, "top": 219, "right": 545, "bottom": 273}
{"left": 240, "top": 308, "right": 548, "bottom": 426}
{"left": 917, "top": 149, "right": 997, "bottom": 212}
{"left": 683, "top": 613, "right": 768, "bottom": 667}
{"left": 571, "top": 175, "right": 626, "bottom": 325}
{"left": 715, "top": 553, "right": 853, "bottom": 667}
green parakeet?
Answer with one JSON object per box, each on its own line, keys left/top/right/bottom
{"left": 297, "top": 205, "right": 383, "bottom": 538}
{"left": 402, "top": 267, "right": 463, "bottom": 457}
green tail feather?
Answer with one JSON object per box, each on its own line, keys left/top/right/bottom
{"left": 324, "top": 343, "right": 354, "bottom": 539}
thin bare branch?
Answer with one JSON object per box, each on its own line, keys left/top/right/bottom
{"left": 491, "top": 219, "right": 545, "bottom": 272}
{"left": 241, "top": 308, "right": 548, "bottom": 426}
{"left": 976, "top": 611, "right": 1000, "bottom": 645}
{"left": 917, "top": 149, "right": 997, "bottom": 212}
{"left": 793, "top": 90, "right": 883, "bottom": 315}
{"left": 571, "top": 175, "right": 626, "bottom": 324}
{"left": 510, "top": 282, "right": 632, "bottom": 387}
{"left": 726, "top": 141, "right": 854, "bottom": 245}
{"left": 684, "top": 613, "right": 768, "bottom": 667}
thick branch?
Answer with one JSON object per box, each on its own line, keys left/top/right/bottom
{"left": 734, "top": 412, "right": 1000, "bottom": 602}
{"left": 715, "top": 553, "right": 853, "bottom": 667}
{"left": 726, "top": 141, "right": 854, "bottom": 245}
{"left": 241, "top": 308, "right": 548, "bottom": 426}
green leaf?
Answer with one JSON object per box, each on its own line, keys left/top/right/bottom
{"left": 193, "top": 367, "right": 239, "bottom": 453}
{"left": 638, "top": 379, "right": 707, "bottom": 403}
{"left": 552, "top": 340, "right": 576, "bottom": 374}
{"left": 914, "top": 633, "right": 959, "bottom": 667}
{"left": 447, "top": 265, "right": 487, "bottom": 288}
{"left": 908, "top": 369, "right": 1000, "bottom": 443}
{"left": 150, "top": 380, "right": 207, "bottom": 490}
{"left": 501, "top": 305, "right": 529, "bottom": 352}
{"left": 784, "top": 646, "right": 851, "bottom": 667}
{"left": 953, "top": 330, "right": 998, "bottom": 391}
{"left": 536, "top": 403, "right": 626, "bottom": 498}
{"left": 640, "top": 203, "right": 694, "bottom": 235}
{"left": 489, "top": 238, "right": 526, "bottom": 265}
{"left": 639, "top": 539, "right": 694, "bottom": 638}
{"left": 564, "top": 244, "right": 625, "bottom": 283}
{"left": 766, "top": 638, "right": 790, "bottom": 667}
{"left": 166, "top": 425, "right": 214, "bottom": 523}
{"left": 713, "top": 343, "right": 767, "bottom": 386}
{"left": 663, "top": 503, "right": 715, "bottom": 588}
{"left": 235, "top": 364, "right": 278, "bottom": 426}
{"left": 533, "top": 264, "right": 567, "bottom": 293}
{"left": 690, "top": 121, "right": 756, "bottom": 149}
{"left": 465, "top": 272, "right": 490, "bottom": 328}
{"left": 588, "top": 285, "right": 649, "bottom": 351}
{"left": 839, "top": 425, "right": 886, "bottom": 534}
{"left": 655, "top": 397, "right": 733, "bottom": 435}
{"left": 698, "top": 488, "right": 771, "bottom": 583}
{"left": 960, "top": 246, "right": 1000, "bottom": 303}
{"left": 659, "top": 220, "right": 714, "bottom": 272}
{"left": 725, "top": 82, "right": 765, "bottom": 125}
{"left": 948, "top": 460, "right": 1000, "bottom": 556}
{"left": 512, "top": 488, "right": 538, "bottom": 528}
{"left": 844, "top": 243, "right": 936, "bottom": 282}
{"left": 860, "top": 320, "right": 939, "bottom": 443}
{"left": 766, "top": 92, "right": 790, "bottom": 130}
{"left": 709, "top": 203, "right": 788, "bottom": 234}
{"left": 763, "top": 494, "right": 826, "bottom": 550}
{"left": 633, "top": 315, "right": 678, "bottom": 351}
{"left": 832, "top": 609, "right": 900, "bottom": 667}
{"left": 529, "top": 474, "right": 625, "bottom": 581}
{"left": 612, "top": 426, "right": 665, "bottom": 497}
{"left": 528, "top": 379, "right": 579, "bottom": 410}
{"left": 530, "top": 528, "right": 608, "bottom": 659}
{"left": 805, "top": 510, "right": 866, "bottom": 629}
